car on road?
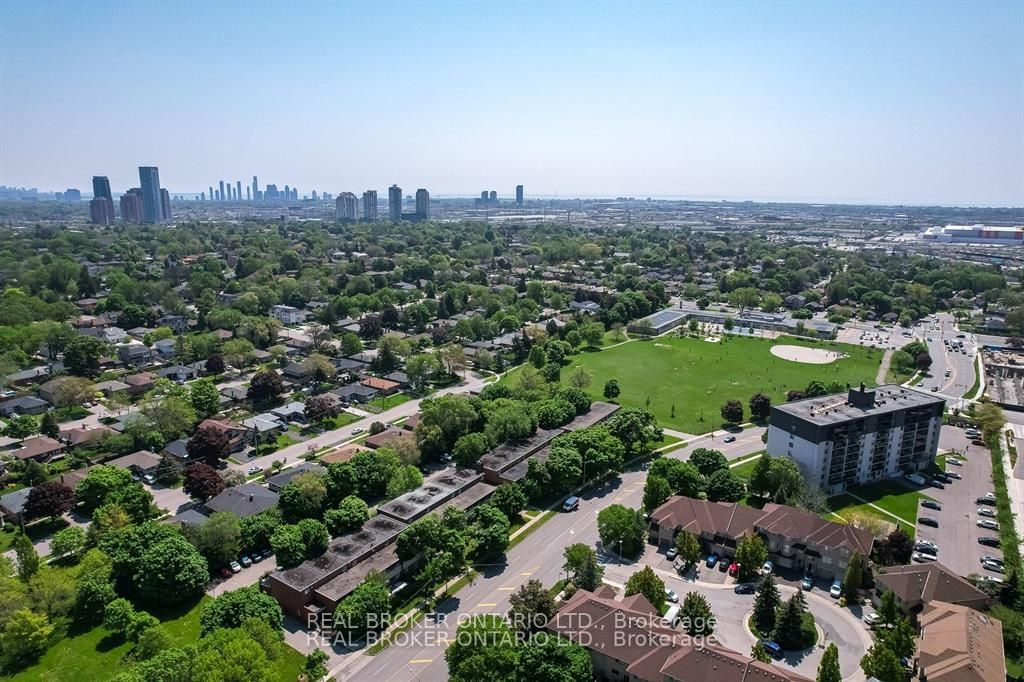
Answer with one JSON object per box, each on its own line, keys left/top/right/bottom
{"left": 239, "top": 555, "right": 252, "bottom": 568}
{"left": 229, "top": 561, "right": 242, "bottom": 573}
{"left": 919, "top": 517, "right": 939, "bottom": 527}
{"left": 735, "top": 583, "right": 756, "bottom": 595}
{"left": 978, "top": 519, "right": 1000, "bottom": 531}
{"left": 351, "top": 427, "right": 364, "bottom": 435}
{"left": 912, "top": 551, "right": 938, "bottom": 563}
{"left": 947, "top": 458, "right": 962, "bottom": 466}
{"left": 978, "top": 536, "right": 1000, "bottom": 547}
{"left": 760, "top": 640, "right": 784, "bottom": 659}
{"left": 761, "top": 560, "right": 773, "bottom": 575}
{"left": 921, "top": 500, "right": 942, "bottom": 511}
{"left": 666, "top": 548, "right": 678, "bottom": 561}
{"left": 931, "top": 386, "right": 939, "bottom": 392}
{"left": 705, "top": 554, "right": 719, "bottom": 569}
{"left": 977, "top": 508, "right": 996, "bottom": 518}
{"left": 830, "top": 580, "right": 843, "bottom": 598}
{"left": 724, "top": 435, "right": 736, "bottom": 443}
{"left": 247, "top": 465, "right": 262, "bottom": 475}
{"left": 665, "top": 588, "right": 679, "bottom": 603}
{"left": 562, "top": 496, "right": 579, "bottom": 512}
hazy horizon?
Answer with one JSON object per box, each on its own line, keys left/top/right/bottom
{"left": 2, "top": 0, "right": 1022, "bottom": 207}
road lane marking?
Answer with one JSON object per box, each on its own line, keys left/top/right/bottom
{"left": 409, "top": 658, "right": 433, "bottom": 664}
{"left": 477, "top": 602, "right": 497, "bottom": 607}
{"left": 520, "top": 571, "right": 533, "bottom": 576}
{"left": 497, "top": 586, "right": 515, "bottom": 591}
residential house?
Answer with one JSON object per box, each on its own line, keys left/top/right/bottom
{"left": 265, "top": 462, "right": 325, "bottom": 493}
{"left": 873, "top": 562, "right": 990, "bottom": 618}
{"left": 270, "top": 305, "right": 304, "bottom": 325}
{"left": 106, "top": 450, "right": 161, "bottom": 477}
{"left": 282, "top": 362, "right": 313, "bottom": 385}
{"left": 649, "top": 495, "right": 873, "bottom": 580}
{"left": 197, "top": 419, "right": 250, "bottom": 453}
{"left": 153, "top": 338, "right": 177, "bottom": 359}
{"left": 157, "top": 365, "right": 198, "bottom": 383}
{"left": 60, "top": 426, "right": 113, "bottom": 450}
{"left": 0, "top": 395, "right": 49, "bottom": 417}
{"left": 163, "top": 438, "right": 190, "bottom": 462}
{"left": 81, "top": 326, "right": 128, "bottom": 345}
{"left": 94, "top": 380, "right": 130, "bottom": 397}
{"left": 0, "top": 488, "right": 31, "bottom": 526}
{"left": 364, "top": 428, "right": 409, "bottom": 450}
{"left": 568, "top": 300, "right": 601, "bottom": 314}
{"left": 916, "top": 601, "right": 1004, "bottom": 682}
{"left": 14, "top": 436, "right": 65, "bottom": 463}
{"left": 270, "top": 401, "right": 307, "bottom": 423}
{"left": 4, "top": 366, "right": 53, "bottom": 387}
{"left": 155, "top": 314, "right": 188, "bottom": 334}
{"left": 332, "top": 383, "right": 379, "bottom": 404}
{"left": 124, "top": 372, "right": 155, "bottom": 396}
{"left": 241, "top": 414, "right": 286, "bottom": 439}
{"left": 320, "top": 443, "right": 370, "bottom": 464}
{"left": 204, "top": 483, "right": 279, "bottom": 518}
{"left": 118, "top": 344, "right": 156, "bottom": 368}
{"left": 219, "top": 386, "right": 248, "bottom": 404}
{"left": 360, "top": 376, "right": 400, "bottom": 396}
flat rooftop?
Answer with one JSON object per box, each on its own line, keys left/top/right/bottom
{"left": 773, "top": 384, "right": 945, "bottom": 426}
{"left": 639, "top": 309, "right": 687, "bottom": 328}
{"left": 478, "top": 428, "right": 562, "bottom": 474}
{"left": 564, "top": 401, "right": 620, "bottom": 430}
{"left": 376, "top": 467, "right": 482, "bottom": 523}
{"left": 500, "top": 445, "right": 552, "bottom": 483}
{"left": 313, "top": 545, "right": 400, "bottom": 605}
{"left": 269, "top": 514, "right": 408, "bottom": 593}
{"left": 433, "top": 481, "right": 496, "bottom": 517}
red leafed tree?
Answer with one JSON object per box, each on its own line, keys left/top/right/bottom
{"left": 184, "top": 463, "right": 226, "bottom": 502}
{"left": 187, "top": 425, "right": 231, "bottom": 465}
{"left": 23, "top": 481, "right": 75, "bottom": 521}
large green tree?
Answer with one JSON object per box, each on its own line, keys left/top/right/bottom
{"left": 597, "top": 504, "right": 645, "bottom": 558}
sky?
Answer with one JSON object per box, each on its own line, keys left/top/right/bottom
{"left": 1, "top": 0, "right": 1022, "bottom": 207}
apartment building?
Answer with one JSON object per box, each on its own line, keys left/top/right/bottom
{"left": 767, "top": 384, "right": 944, "bottom": 495}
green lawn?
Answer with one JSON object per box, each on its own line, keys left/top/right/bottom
{"left": 729, "top": 451, "right": 766, "bottom": 482}
{"left": 54, "top": 406, "right": 92, "bottom": 422}
{"left": 256, "top": 433, "right": 298, "bottom": 456}
{"left": 827, "top": 480, "right": 931, "bottom": 536}
{"left": 11, "top": 596, "right": 303, "bottom": 681}
{"left": 503, "top": 335, "right": 881, "bottom": 434}
{"left": 366, "top": 392, "right": 412, "bottom": 411}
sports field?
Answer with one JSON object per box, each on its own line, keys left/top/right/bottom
{"left": 505, "top": 334, "right": 882, "bottom": 434}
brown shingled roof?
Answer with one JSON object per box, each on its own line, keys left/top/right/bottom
{"left": 917, "top": 601, "right": 1005, "bottom": 682}
{"left": 875, "top": 562, "right": 990, "bottom": 612}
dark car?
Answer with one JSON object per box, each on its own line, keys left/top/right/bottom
{"left": 945, "top": 471, "right": 961, "bottom": 479}
{"left": 760, "top": 640, "right": 784, "bottom": 659}
{"left": 977, "top": 497, "right": 997, "bottom": 506}
{"left": 978, "top": 536, "right": 1001, "bottom": 547}
{"left": 921, "top": 500, "right": 942, "bottom": 511}
{"left": 718, "top": 557, "right": 730, "bottom": 571}
{"left": 929, "top": 480, "right": 945, "bottom": 489}
{"left": 734, "top": 583, "right": 756, "bottom": 595}
{"left": 919, "top": 517, "right": 939, "bottom": 527}
{"left": 934, "top": 473, "right": 952, "bottom": 484}
{"left": 705, "top": 554, "right": 719, "bottom": 568}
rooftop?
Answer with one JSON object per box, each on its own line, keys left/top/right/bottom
{"left": 479, "top": 428, "right": 562, "bottom": 474}
{"left": 376, "top": 467, "right": 483, "bottom": 523}
{"left": 875, "top": 562, "right": 990, "bottom": 611}
{"left": 918, "top": 601, "right": 1005, "bottom": 682}
{"left": 771, "top": 384, "right": 945, "bottom": 426}
{"left": 564, "top": 401, "right": 620, "bottom": 430}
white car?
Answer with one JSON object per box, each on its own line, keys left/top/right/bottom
{"left": 977, "top": 519, "right": 999, "bottom": 531}
{"left": 912, "top": 551, "right": 937, "bottom": 563}
{"left": 665, "top": 588, "right": 679, "bottom": 603}
{"left": 351, "top": 427, "right": 364, "bottom": 435}
{"left": 829, "top": 580, "right": 843, "bottom": 598}
{"left": 863, "top": 613, "right": 882, "bottom": 627}
{"left": 977, "top": 508, "right": 996, "bottom": 518}
{"left": 246, "top": 465, "right": 262, "bottom": 475}
{"left": 947, "top": 458, "right": 962, "bottom": 466}
{"left": 761, "top": 560, "right": 773, "bottom": 575}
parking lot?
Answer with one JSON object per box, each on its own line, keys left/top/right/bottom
{"left": 913, "top": 426, "right": 1003, "bottom": 579}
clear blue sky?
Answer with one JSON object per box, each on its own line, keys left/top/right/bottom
{"left": 2, "top": 0, "right": 1022, "bottom": 206}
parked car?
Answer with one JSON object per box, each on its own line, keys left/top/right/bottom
{"left": 904, "top": 473, "right": 927, "bottom": 486}
{"left": 239, "top": 555, "right": 252, "bottom": 568}
{"left": 705, "top": 554, "right": 719, "bottom": 569}
{"left": 666, "top": 547, "right": 678, "bottom": 561}
{"left": 665, "top": 588, "right": 679, "bottom": 603}
{"left": 728, "top": 562, "right": 739, "bottom": 577}
{"left": 262, "top": 548, "right": 274, "bottom": 560}
{"left": 919, "top": 517, "right": 939, "bottom": 527}
{"left": 760, "top": 640, "right": 784, "bottom": 659}
{"left": 761, "top": 560, "right": 773, "bottom": 575}
{"left": 220, "top": 567, "right": 232, "bottom": 578}
{"left": 982, "top": 559, "right": 1005, "bottom": 573}
{"left": 978, "top": 536, "right": 1001, "bottom": 547}
{"left": 981, "top": 556, "right": 1004, "bottom": 568}
{"left": 977, "top": 519, "right": 1000, "bottom": 531}
{"left": 977, "top": 496, "right": 997, "bottom": 506}
{"left": 830, "top": 580, "right": 843, "bottom": 598}
{"left": 863, "top": 613, "right": 882, "bottom": 627}
{"left": 142, "top": 473, "right": 156, "bottom": 485}
{"left": 246, "top": 465, "right": 262, "bottom": 475}
{"left": 933, "top": 473, "right": 952, "bottom": 484}
{"left": 724, "top": 435, "right": 736, "bottom": 443}
{"left": 977, "top": 508, "right": 996, "bottom": 518}
{"left": 929, "top": 480, "right": 945, "bottom": 489}
{"left": 718, "top": 557, "right": 730, "bottom": 572}
{"left": 915, "top": 540, "right": 938, "bottom": 553}
{"left": 947, "top": 458, "right": 962, "bottom": 466}
{"left": 351, "top": 427, "right": 364, "bottom": 435}
{"left": 229, "top": 561, "right": 242, "bottom": 573}
{"left": 912, "top": 551, "right": 938, "bottom": 563}
{"left": 735, "top": 583, "right": 756, "bottom": 595}
{"left": 921, "top": 500, "right": 942, "bottom": 511}
{"left": 945, "top": 471, "right": 961, "bottom": 479}
{"left": 801, "top": 576, "right": 814, "bottom": 591}
{"left": 251, "top": 551, "right": 265, "bottom": 563}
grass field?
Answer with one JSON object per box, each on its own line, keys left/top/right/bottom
{"left": 827, "top": 480, "right": 931, "bottom": 536}
{"left": 504, "top": 335, "right": 881, "bottom": 435}
{"left": 366, "top": 392, "right": 413, "bottom": 412}
{"left": 10, "top": 596, "right": 304, "bottom": 682}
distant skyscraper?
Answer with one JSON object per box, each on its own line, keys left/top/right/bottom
{"left": 415, "top": 189, "right": 430, "bottom": 219}
{"left": 160, "top": 188, "right": 172, "bottom": 220}
{"left": 120, "top": 188, "right": 144, "bottom": 223}
{"left": 90, "top": 176, "right": 114, "bottom": 224}
{"left": 246, "top": 186, "right": 251, "bottom": 201}
{"left": 284, "top": 185, "right": 290, "bottom": 201}
{"left": 219, "top": 180, "right": 226, "bottom": 203}
{"left": 236, "top": 181, "right": 242, "bottom": 202}
{"left": 363, "top": 190, "right": 378, "bottom": 220}
{"left": 312, "top": 190, "right": 318, "bottom": 201}
{"left": 92, "top": 176, "right": 112, "bottom": 202}
{"left": 480, "top": 191, "right": 488, "bottom": 201}
{"left": 489, "top": 190, "right": 497, "bottom": 202}
{"left": 516, "top": 184, "right": 524, "bottom": 206}
{"left": 335, "top": 192, "right": 358, "bottom": 220}
{"left": 138, "top": 167, "right": 164, "bottom": 223}
{"left": 209, "top": 186, "right": 215, "bottom": 201}
{"left": 388, "top": 185, "right": 402, "bottom": 221}
{"left": 252, "top": 176, "right": 259, "bottom": 201}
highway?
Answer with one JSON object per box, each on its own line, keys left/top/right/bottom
{"left": 913, "top": 312, "right": 978, "bottom": 401}
{"left": 333, "top": 427, "right": 868, "bottom": 682}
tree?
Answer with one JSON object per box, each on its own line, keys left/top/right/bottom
{"left": 324, "top": 495, "right": 369, "bottom": 536}
{"left": 720, "top": 399, "right": 744, "bottom": 424}
{"left": 773, "top": 593, "right": 807, "bottom": 649}
{"left": 38, "top": 411, "right": 60, "bottom": 439}
{"left": 190, "top": 511, "right": 241, "bottom": 567}
{"left": 63, "top": 335, "right": 106, "bottom": 376}
{"left": 860, "top": 643, "right": 905, "bottom": 682}
{"left": 200, "top": 585, "right": 283, "bottom": 635}
{"left": 43, "top": 375, "right": 97, "bottom": 408}
{"left": 186, "top": 425, "right": 231, "bottom": 466}
{"left": 333, "top": 571, "right": 391, "bottom": 638}
{"left": 453, "top": 432, "right": 490, "bottom": 468}
{"left": 189, "top": 378, "right": 220, "bottom": 417}
{"left": 624, "top": 566, "right": 666, "bottom": 613}
{"left": 23, "top": 481, "right": 75, "bottom": 521}
{"left": 751, "top": 641, "right": 771, "bottom": 663}
{"left": 490, "top": 483, "right": 527, "bottom": 522}
{"left": 0, "top": 608, "right": 53, "bottom": 664}
{"left": 183, "top": 462, "right": 226, "bottom": 502}
{"left": 3, "top": 414, "right": 38, "bottom": 439}
{"left": 643, "top": 475, "right": 672, "bottom": 512}
{"left": 878, "top": 615, "right": 916, "bottom": 660}
{"left": 189, "top": 624, "right": 278, "bottom": 682}
{"left": 706, "top": 469, "right": 746, "bottom": 502}
{"left": 15, "top": 533, "right": 40, "bottom": 580}
{"left": 296, "top": 518, "right": 329, "bottom": 557}
{"left": 304, "top": 353, "right": 336, "bottom": 381}
{"left": 27, "top": 566, "right": 77, "bottom": 619}
{"left": 135, "top": 535, "right": 209, "bottom": 604}
{"left": 877, "top": 590, "right": 900, "bottom": 628}
{"left": 679, "top": 592, "right": 714, "bottom": 636}
{"left": 508, "top": 579, "right": 557, "bottom": 636}
{"left": 205, "top": 352, "right": 226, "bottom": 375}
{"left": 649, "top": 458, "right": 703, "bottom": 498}
{"left": 304, "top": 649, "right": 330, "bottom": 682}
{"left": 270, "top": 524, "right": 305, "bottom": 568}
{"left": 563, "top": 543, "right": 603, "bottom": 591}
{"left": 247, "top": 370, "right": 284, "bottom": 404}
{"left": 597, "top": 504, "right": 645, "bottom": 558}
{"left": 278, "top": 472, "right": 328, "bottom": 523}
{"left": 49, "top": 526, "right": 86, "bottom": 559}
{"left": 569, "top": 366, "right": 592, "bottom": 389}
{"left": 445, "top": 615, "right": 520, "bottom": 682}
{"left": 817, "top": 643, "right": 841, "bottom": 682}
{"left": 875, "top": 528, "right": 914, "bottom": 566}
{"left": 674, "top": 531, "right": 701, "bottom": 570}
{"left": 472, "top": 504, "right": 510, "bottom": 559}
{"left": 517, "top": 632, "right": 592, "bottom": 681}
{"left": 340, "top": 332, "right": 363, "bottom": 357}
{"left": 734, "top": 534, "right": 768, "bottom": 582}
{"left": 753, "top": 573, "right": 780, "bottom": 634}
{"left": 606, "top": 408, "right": 661, "bottom": 453}
{"left": 842, "top": 552, "right": 863, "bottom": 604}
{"left": 749, "top": 393, "right": 771, "bottom": 421}
{"left": 689, "top": 448, "right": 728, "bottom": 477}
{"left": 603, "top": 379, "right": 620, "bottom": 401}
{"left": 304, "top": 394, "right": 338, "bottom": 424}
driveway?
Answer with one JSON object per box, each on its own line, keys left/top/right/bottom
{"left": 914, "top": 426, "right": 1001, "bottom": 578}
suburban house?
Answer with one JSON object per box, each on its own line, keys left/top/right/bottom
{"left": 320, "top": 443, "right": 370, "bottom": 464}
{"left": 649, "top": 495, "right": 874, "bottom": 580}
{"left": 270, "top": 401, "right": 307, "bottom": 423}
{"left": 153, "top": 338, "right": 177, "bottom": 359}
{"left": 124, "top": 372, "right": 156, "bottom": 396}
{"left": 568, "top": 300, "right": 601, "bottom": 314}
{"left": 332, "top": 383, "right": 379, "bottom": 404}
{"left": 155, "top": 314, "right": 188, "bottom": 334}
{"left": 549, "top": 586, "right": 809, "bottom": 682}
{"left": 360, "top": 376, "right": 400, "bottom": 395}
{"left": 363, "top": 427, "right": 409, "bottom": 450}
{"left": 0, "top": 395, "right": 49, "bottom": 417}
{"left": 873, "top": 562, "right": 990, "bottom": 617}
{"left": 14, "top": 436, "right": 65, "bottom": 463}
{"left": 270, "top": 305, "right": 304, "bottom": 325}
{"left": 241, "top": 414, "right": 286, "bottom": 438}
{"left": 156, "top": 365, "right": 198, "bottom": 383}
{"left": 94, "top": 379, "right": 130, "bottom": 397}
{"left": 265, "top": 462, "right": 325, "bottom": 493}
{"left": 196, "top": 419, "right": 250, "bottom": 453}
{"left": 118, "top": 343, "right": 156, "bottom": 367}
{"left": 916, "top": 601, "right": 1005, "bottom": 682}
{"left": 204, "top": 483, "right": 279, "bottom": 518}
{"left": 282, "top": 362, "right": 313, "bottom": 384}
{"left": 0, "top": 488, "right": 31, "bottom": 526}
{"left": 106, "top": 450, "right": 162, "bottom": 477}
{"left": 60, "top": 426, "right": 113, "bottom": 450}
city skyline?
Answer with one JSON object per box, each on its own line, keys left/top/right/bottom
{"left": 1, "top": 1, "right": 1022, "bottom": 207}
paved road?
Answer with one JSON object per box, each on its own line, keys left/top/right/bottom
{"left": 331, "top": 427, "right": 870, "bottom": 682}
{"left": 914, "top": 313, "right": 977, "bottom": 400}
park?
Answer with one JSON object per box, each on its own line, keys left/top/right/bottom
{"left": 506, "top": 333, "right": 883, "bottom": 435}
